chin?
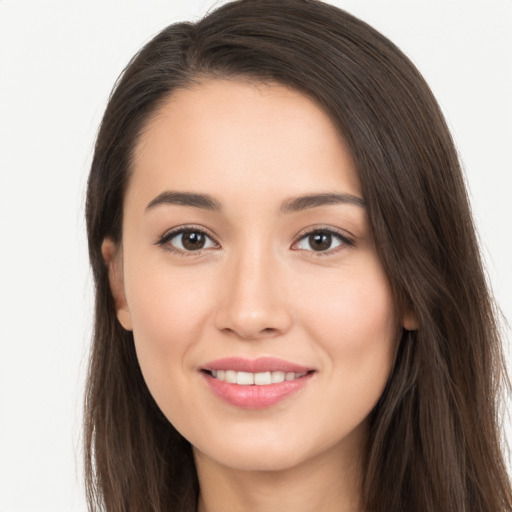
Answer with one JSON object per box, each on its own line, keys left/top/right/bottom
{"left": 195, "top": 443, "right": 313, "bottom": 473}
{"left": 192, "top": 422, "right": 361, "bottom": 474}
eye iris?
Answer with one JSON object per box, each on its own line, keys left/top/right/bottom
{"left": 310, "top": 232, "right": 332, "bottom": 251}
{"left": 182, "top": 231, "right": 205, "bottom": 250}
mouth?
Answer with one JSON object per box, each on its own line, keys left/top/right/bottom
{"left": 200, "top": 357, "right": 315, "bottom": 409}
{"left": 202, "top": 369, "right": 312, "bottom": 385}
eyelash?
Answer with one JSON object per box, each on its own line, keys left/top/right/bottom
{"left": 293, "top": 227, "right": 354, "bottom": 256}
{"left": 156, "top": 225, "right": 219, "bottom": 257}
{"left": 156, "top": 225, "right": 354, "bottom": 258}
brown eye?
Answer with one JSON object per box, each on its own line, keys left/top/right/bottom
{"left": 308, "top": 233, "right": 333, "bottom": 251}
{"left": 159, "top": 228, "right": 218, "bottom": 253}
{"left": 180, "top": 230, "right": 206, "bottom": 250}
{"left": 294, "top": 229, "right": 350, "bottom": 253}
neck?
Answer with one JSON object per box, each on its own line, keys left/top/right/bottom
{"left": 194, "top": 423, "right": 366, "bottom": 512}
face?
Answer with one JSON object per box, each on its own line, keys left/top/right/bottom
{"left": 106, "top": 79, "right": 400, "bottom": 473}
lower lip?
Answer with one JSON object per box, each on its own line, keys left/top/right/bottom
{"left": 202, "top": 372, "right": 314, "bottom": 409}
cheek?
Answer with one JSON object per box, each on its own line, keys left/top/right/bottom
{"left": 301, "top": 260, "right": 398, "bottom": 392}
{"left": 128, "top": 256, "right": 209, "bottom": 337}
{"left": 293, "top": 264, "right": 397, "bottom": 442}
{"left": 124, "top": 261, "right": 212, "bottom": 401}
{"left": 304, "top": 261, "right": 396, "bottom": 341}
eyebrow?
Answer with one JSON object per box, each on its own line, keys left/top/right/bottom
{"left": 145, "top": 191, "right": 365, "bottom": 213}
{"left": 280, "top": 192, "right": 365, "bottom": 213}
{"left": 146, "top": 191, "right": 222, "bottom": 212}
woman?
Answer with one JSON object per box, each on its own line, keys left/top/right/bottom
{"left": 84, "top": 0, "right": 512, "bottom": 510}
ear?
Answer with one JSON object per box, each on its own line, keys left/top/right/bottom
{"left": 101, "top": 238, "right": 133, "bottom": 331}
{"left": 402, "top": 309, "right": 419, "bottom": 331}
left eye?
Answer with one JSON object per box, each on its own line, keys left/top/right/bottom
{"left": 294, "top": 230, "right": 347, "bottom": 253}
{"left": 161, "top": 229, "right": 217, "bottom": 252}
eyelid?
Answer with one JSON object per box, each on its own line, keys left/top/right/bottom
{"left": 156, "top": 225, "right": 220, "bottom": 256}
{"left": 291, "top": 226, "right": 355, "bottom": 255}
{"left": 156, "top": 224, "right": 355, "bottom": 257}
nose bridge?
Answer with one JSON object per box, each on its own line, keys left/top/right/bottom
{"left": 215, "top": 237, "right": 292, "bottom": 339}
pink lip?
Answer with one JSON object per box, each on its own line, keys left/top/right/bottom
{"left": 200, "top": 357, "right": 315, "bottom": 410}
{"left": 202, "top": 357, "right": 311, "bottom": 374}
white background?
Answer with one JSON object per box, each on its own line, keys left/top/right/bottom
{"left": 0, "top": 1, "right": 511, "bottom": 510}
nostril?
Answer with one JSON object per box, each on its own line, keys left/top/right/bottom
{"left": 214, "top": 300, "right": 294, "bottom": 340}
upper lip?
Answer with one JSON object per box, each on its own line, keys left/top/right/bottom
{"left": 201, "top": 357, "right": 312, "bottom": 374}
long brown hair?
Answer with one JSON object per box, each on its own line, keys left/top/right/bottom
{"left": 84, "top": 1, "right": 512, "bottom": 510}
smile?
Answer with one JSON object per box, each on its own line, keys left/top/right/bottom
{"left": 209, "top": 370, "right": 308, "bottom": 385}
{"left": 201, "top": 357, "right": 315, "bottom": 409}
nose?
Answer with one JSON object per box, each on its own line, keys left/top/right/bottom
{"left": 214, "top": 245, "right": 294, "bottom": 341}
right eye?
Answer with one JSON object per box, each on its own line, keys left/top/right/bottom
{"left": 158, "top": 227, "right": 218, "bottom": 255}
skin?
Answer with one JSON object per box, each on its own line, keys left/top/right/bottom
{"left": 104, "top": 79, "right": 410, "bottom": 512}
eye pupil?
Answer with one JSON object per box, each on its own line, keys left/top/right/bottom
{"left": 310, "top": 232, "right": 332, "bottom": 251}
{"left": 182, "top": 231, "right": 205, "bottom": 250}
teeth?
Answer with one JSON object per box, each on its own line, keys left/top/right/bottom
{"left": 236, "top": 371, "right": 254, "bottom": 385}
{"left": 225, "top": 370, "right": 237, "bottom": 384}
{"left": 210, "top": 370, "right": 307, "bottom": 385}
{"left": 271, "top": 371, "right": 285, "bottom": 383}
{"left": 254, "top": 371, "right": 271, "bottom": 385}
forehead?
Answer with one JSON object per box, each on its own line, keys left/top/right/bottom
{"left": 128, "top": 79, "right": 361, "bottom": 210}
